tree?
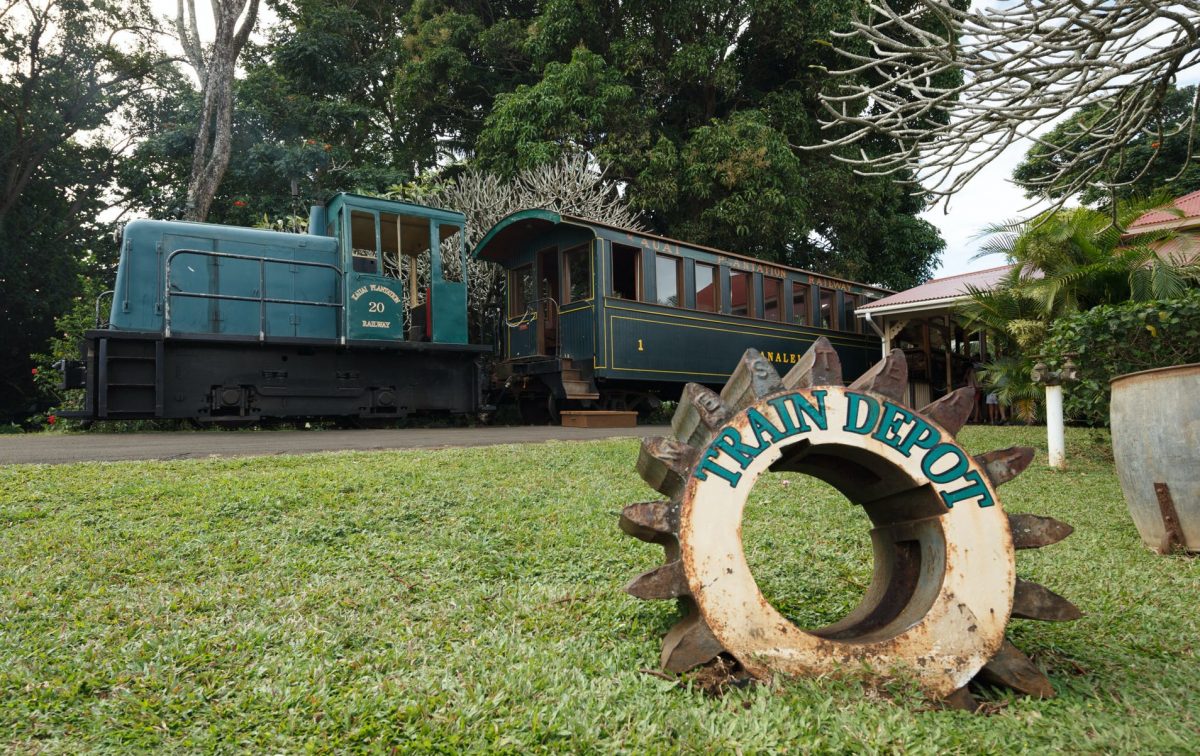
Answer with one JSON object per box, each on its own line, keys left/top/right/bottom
{"left": 0, "top": 0, "right": 168, "bottom": 422}
{"left": 817, "top": 1, "right": 1200, "bottom": 206}
{"left": 1015, "top": 86, "right": 1200, "bottom": 209}
{"left": 176, "top": 0, "right": 260, "bottom": 221}
{"left": 399, "top": 0, "right": 946, "bottom": 290}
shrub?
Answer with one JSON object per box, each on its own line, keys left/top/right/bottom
{"left": 1043, "top": 290, "right": 1200, "bottom": 425}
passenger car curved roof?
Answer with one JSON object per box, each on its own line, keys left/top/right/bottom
{"left": 472, "top": 209, "right": 892, "bottom": 294}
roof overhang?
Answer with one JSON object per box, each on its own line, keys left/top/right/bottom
{"left": 474, "top": 209, "right": 596, "bottom": 263}
{"left": 856, "top": 294, "right": 969, "bottom": 318}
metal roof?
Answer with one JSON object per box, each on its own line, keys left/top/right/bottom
{"left": 858, "top": 264, "right": 1017, "bottom": 312}
{"left": 1128, "top": 189, "right": 1200, "bottom": 230}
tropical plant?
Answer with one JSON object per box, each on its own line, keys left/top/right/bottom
{"left": 956, "top": 199, "right": 1200, "bottom": 421}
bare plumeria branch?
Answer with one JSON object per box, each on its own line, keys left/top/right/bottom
{"left": 393, "top": 154, "right": 644, "bottom": 335}
{"left": 815, "top": 1, "right": 1200, "bottom": 208}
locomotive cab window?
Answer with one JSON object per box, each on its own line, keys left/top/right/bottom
{"left": 695, "top": 262, "right": 718, "bottom": 312}
{"left": 792, "top": 282, "right": 810, "bottom": 325}
{"left": 350, "top": 210, "right": 378, "bottom": 273}
{"left": 656, "top": 254, "right": 681, "bottom": 307}
{"left": 763, "top": 276, "right": 783, "bottom": 321}
{"left": 730, "top": 270, "right": 753, "bottom": 317}
{"left": 818, "top": 287, "right": 838, "bottom": 329}
{"left": 563, "top": 244, "right": 592, "bottom": 303}
{"left": 611, "top": 243, "right": 641, "bottom": 300}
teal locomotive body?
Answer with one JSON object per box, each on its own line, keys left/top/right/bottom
{"left": 63, "top": 193, "right": 489, "bottom": 423}
{"left": 474, "top": 209, "right": 891, "bottom": 420}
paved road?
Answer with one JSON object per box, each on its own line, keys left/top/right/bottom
{"left": 0, "top": 425, "right": 668, "bottom": 466}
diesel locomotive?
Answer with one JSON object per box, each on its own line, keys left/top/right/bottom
{"left": 60, "top": 193, "right": 489, "bottom": 424}
{"left": 474, "top": 209, "right": 892, "bottom": 421}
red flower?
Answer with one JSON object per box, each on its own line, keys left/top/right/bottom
{"left": 30, "top": 368, "right": 38, "bottom": 375}
{"left": 47, "top": 415, "right": 57, "bottom": 425}
{"left": 233, "top": 200, "right": 247, "bottom": 207}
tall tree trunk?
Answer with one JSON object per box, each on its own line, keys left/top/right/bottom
{"left": 179, "top": 0, "right": 259, "bottom": 222}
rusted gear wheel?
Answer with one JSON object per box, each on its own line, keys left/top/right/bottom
{"left": 621, "top": 339, "right": 1080, "bottom": 707}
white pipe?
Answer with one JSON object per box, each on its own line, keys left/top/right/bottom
{"left": 1045, "top": 384, "right": 1065, "bottom": 469}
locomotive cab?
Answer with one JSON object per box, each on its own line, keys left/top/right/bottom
{"left": 312, "top": 193, "right": 468, "bottom": 345}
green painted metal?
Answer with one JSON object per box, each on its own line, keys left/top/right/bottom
{"left": 472, "top": 208, "right": 564, "bottom": 262}
{"left": 109, "top": 193, "right": 472, "bottom": 348}
{"left": 480, "top": 208, "right": 889, "bottom": 389}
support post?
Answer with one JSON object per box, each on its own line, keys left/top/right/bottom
{"left": 1045, "top": 384, "right": 1065, "bottom": 470}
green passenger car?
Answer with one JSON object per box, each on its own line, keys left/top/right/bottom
{"left": 474, "top": 210, "right": 891, "bottom": 420}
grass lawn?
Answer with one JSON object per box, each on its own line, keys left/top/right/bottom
{"left": 1, "top": 426, "right": 1198, "bottom": 752}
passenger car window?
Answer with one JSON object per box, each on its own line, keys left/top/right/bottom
{"left": 763, "top": 276, "right": 782, "bottom": 321}
{"left": 695, "top": 263, "right": 718, "bottom": 312}
{"left": 656, "top": 254, "right": 681, "bottom": 307}
{"left": 792, "top": 282, "right": 809, "bottom": 325}
{"left": 842, "top": 293, "right": 861, "bottom": 332}
{"left": 730, "top": 270, "right": 752, "bottom": 317}
{"left": 611, "top": 244, "right": 640, "bottom": 300}
{"left": 563, "top": 244, "right": 592, "bottom": 303}
{"left": 510, "top": 264, "right": 535, "bottom": 317}
{"left": 818, "top": 288, "right": 837, "bottom": 329}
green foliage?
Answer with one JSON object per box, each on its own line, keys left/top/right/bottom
{"left": 478, "top": 47, "right": 650, "bottom": 177}
{"left": 2, "top": 432, "right": 1199, "bottom": 749}
{"left": 0, "top": 0, "right": 167, "bottom": 422}
{"left": 421, "top": 0, "right": 948, "bottom": 288}
{"left": 1043, "top": 290, "right": 1200, "bottom": 425}
{"left": 1015, "top": 86, "right": 1200, "bottom": 208}
{"left": 957, "top": 201, "right": 1200, "bottom": 420}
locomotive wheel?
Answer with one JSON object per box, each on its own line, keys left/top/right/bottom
{"left": 621, "top": 339, "right": 1080, "bottom": 706}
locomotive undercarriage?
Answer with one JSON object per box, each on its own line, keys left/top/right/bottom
{"left": 62, "top": 331, "right": 488, "bottom": 424}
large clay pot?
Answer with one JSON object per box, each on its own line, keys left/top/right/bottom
{"left": 1110, "top": 363, "right": 1200, "bottom": 553}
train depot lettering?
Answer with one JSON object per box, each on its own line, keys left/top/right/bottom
{"left": 694, "top": 391, "right": 995, "bottom": 510}
{"left": 360, "top": 320, "right": 392, "bottom": 329}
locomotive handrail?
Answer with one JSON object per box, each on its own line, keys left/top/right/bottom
{"left": 164, "top": 248, "right": 344, "bottom": 341}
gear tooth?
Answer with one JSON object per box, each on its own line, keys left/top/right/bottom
{"left": 625, "top": 560, "right": 690, "bottom": 600}
{"left": 1013, "top": 578, "right": 1082, "bottom": 622}
{"left": 671, "top": 383, "right": 732, "bottom": 446}
{"left": 975, "top": 638, "right": 1055, "bottom": 698}
{"left": 619, "top": 501, "right": 680, "bottom": 542}
{"left": 660, "top": 610, "right": 727, "bottom": 673}
{"left": 782, "top": 336, "right": 843, "bottom": 389}
{"left": 637, "top": 436, "right": 699, "bottom": 499}
{"left": 975, "top": 446, "right": 1035, "bottom": 487}
{"left": 920, "top": 387, "right": 976, "bottom": 436}
{"left": 719, "top": 349, "right": 784, "bottom": 411}
{"left": 847, "top": 348, "right": 908, "bottom": 404}
{"left": 1008, "top": 513, "right": 1074, "bottom": 550}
